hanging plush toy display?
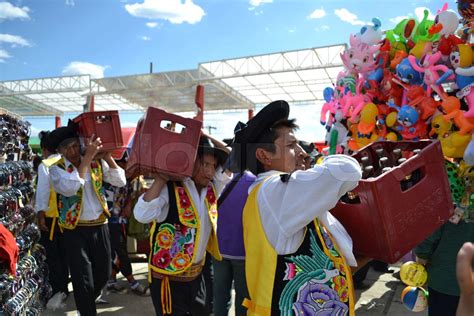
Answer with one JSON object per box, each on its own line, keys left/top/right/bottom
{"left": 321, "top": 3, "right": 474, "bottom": 158}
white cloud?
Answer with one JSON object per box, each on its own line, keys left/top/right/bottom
{"left": 0, "top": 34, "right": 31, "bottom": 47}
{"left": 334, "top": 8, "right": 365, "bottom": 26}
{"left": 315, "top": 25, "right": 330, "bottom": 32}
{"left": 0, "top": 2, "right": 30, "bottom": 21}
{"left": 65, "top": 0, "right": 75, "bottom": 6}
{"left": 0, "top": 49, "right": 11, "bottom": 63}
{"left": 288, "top": 28, "right": 295, "bottom": 33}
{"left": 146, "top": 22, "right": 158, "bottom": 28}
{"left": 249, "top": 0, "right": 273, "bottom": 7}
{"left": 62, "top": 62, "right": 108, "bottom": 79}
{"left": 414, "top": 7, "right": 435, "bottom": 21}
{"left": 309, "top": 8, "right": 326, "bottom": 20}
{"left": 141, "top": 35, "right": 151, "bottom": 40}
{"left": 125, "top": 0, "right": 205, "bottom": 25}
{"left": 389, "top": 15, "right": 408, "bottom": 25}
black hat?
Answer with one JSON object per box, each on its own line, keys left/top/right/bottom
{"left": 49, "top": 124, "right": 78, "bottom": 151}
{"left": 198, "top": 136, "right": 228, "bottom": 167}
{"left": 226, "top": 100, "right": 290, "bottom": 173}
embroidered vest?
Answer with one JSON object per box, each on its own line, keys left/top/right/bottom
{"left": 53, "top": 157, "right": 109, "bottom": 230}
{"left": 41, "top": 156, "right": 62, "bottom": 219}
{"left": 243, "top": 182, "right": 355, "bottom": 316}
{"left": 148, "top": 181, "right": 221, "bottom": 276}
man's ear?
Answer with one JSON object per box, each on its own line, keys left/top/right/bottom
{"left": 256, "top": 148, "right": 271, "bottom": 167}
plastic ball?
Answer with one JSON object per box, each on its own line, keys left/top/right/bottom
{"left": 400, "top": 261, "right": 428, "bottom": 287}
{"left": 401, "top": 286, "right": 428, "bottom": 312}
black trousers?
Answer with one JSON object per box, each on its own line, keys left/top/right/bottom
{"left": 63, "top": 224, "right": 111, "bottom": 316}
{"left": 108, "top": 223, "right": 132, "bottom": 278}
{"left": 39, "top": 217, "right": 69, "bottom": 296}
{"left": 428, "top": 287, "right": 460, "bottom": 316}
{"left": 150, "top": 275, "right": 202, "bottom": 316}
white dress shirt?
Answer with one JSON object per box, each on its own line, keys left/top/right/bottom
{"left": 50, "top": 157, "right": 126, "bottom": 221}
{"left": 34, "top": 153, "right": 61, "bottom": 213}
{"left": 249, "top": 154, "right": 362, "bottom": 266}
{"left": 134, "top": 167, "right": 231, "bottom": 263}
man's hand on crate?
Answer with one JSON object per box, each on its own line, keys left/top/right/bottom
{"left": 84, "top": 136, "right": 103, "bottom": 159}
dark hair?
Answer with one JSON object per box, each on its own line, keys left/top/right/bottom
{"left": 39, "top": 131, "right": 56, "bottom": 153}
{"left": 32, "top": 155, "right": 43, "bottom": 173}
{"left": 250, "top": 119, "right": 299, "bottom": 174}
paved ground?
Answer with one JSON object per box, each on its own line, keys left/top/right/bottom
{"left": 44, "top": 262, "right": 425, "bottom": 316}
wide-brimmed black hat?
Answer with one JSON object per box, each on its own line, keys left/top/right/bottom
{"left": 49, "top": 124, "right": 79, "bottom": 151}
{"left": 198, "top": 136, "right": 229, "bottom": 167}
{"left": 226, "top": 100, "right": 290, "bottom": 173}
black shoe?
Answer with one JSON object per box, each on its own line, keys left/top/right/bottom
{"left": 354, "top": 281, "right": 371, "bottom": 290}
{"left": 372, "top": 266, "right": 394, "bottom": 273}
{"left": 371, "top": 261, "right": 394, "bottom": 273}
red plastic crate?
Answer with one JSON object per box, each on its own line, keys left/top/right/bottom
{"left": 136, "top": 238, "right": 150, "bottom": 255}
{"left": 73, "top": 111, "right": 123, "bottom": 151}
{"left": 126, "top": 107, "right": 202, "bottom": 178}
{"left": 330, "top": 140, "right": 454, "bottom": 263}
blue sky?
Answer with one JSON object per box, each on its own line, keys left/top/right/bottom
{"left": 0, "top": 0, "right": 454, "bottom": 141}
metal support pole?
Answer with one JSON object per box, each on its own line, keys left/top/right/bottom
{"left": 248, "top": 108, "right": 254, "bottom": 120}
{"left": 194, "top": 85, "right": 204, "bottom": 123}
{"left": 55, "top": 116, "right": 61, "bottom": 128}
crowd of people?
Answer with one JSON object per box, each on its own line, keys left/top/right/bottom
{"left": 32, "top": 100, "right": 474, "bottom": 316}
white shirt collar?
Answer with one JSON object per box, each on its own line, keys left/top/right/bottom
{"left": 249, "top": 170, "right": 283, "bottom": 193}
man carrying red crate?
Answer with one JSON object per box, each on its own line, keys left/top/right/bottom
{"left": 133, "top": 132, "right": 231, "bottom": 316}
{"left": 34, "top": 130, "right": 69, "bottom": 310}
{"left": 48, "top": 124, "right": 127, "bottom": 316}
{"left": 226, "top": 100, "right": 362, "bottom": 316}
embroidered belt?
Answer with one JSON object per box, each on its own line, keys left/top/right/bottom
{"left": 151, "top": 260, "right": 204, "bottom": 282}
{"left": 77, "top": 217, "right": 108, "bottom": 227}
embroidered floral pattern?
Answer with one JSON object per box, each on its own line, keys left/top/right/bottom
{"left": 332, "top": 275, "right": 350, "bottom": 303}
{"left": 176, "top": 186, "right": 197, "bottom": 227}
{"left": 156, "top": 224, "right": 174, "bottom": 249}
{"left": 171, "top": 253, "right": 192, "bottom": 270}
{"left": 152, "top": 223, "right": 195, "bottom": 272}
{"left": 279, "top": 226, "right": 351, "bottom": 315}
{"left": 293, "top": 281, "right": 348, "bottom": 315}
{"left": 152, "top": 249, "right": 172, "bottom": 269}
{"left": 283, "top": 263, "right": 297, "bottom": 281}
{"left": 206, "top": 185, "right": 216, "bottom": 204}
{"left": 57, "top": 158, "right": 107, "bottom": 229}
{"left": 58, "top": 192, "right": 81, "bottom": 229}
{"left": 151, "top": 183, "right": 218, "bottom": 274}
{"left": 205, "top": 184, "right": 218, "bottom": 226}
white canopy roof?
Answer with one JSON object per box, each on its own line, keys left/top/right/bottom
{"left": 0, "top": 44, "right": 346, "bottom": 116}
